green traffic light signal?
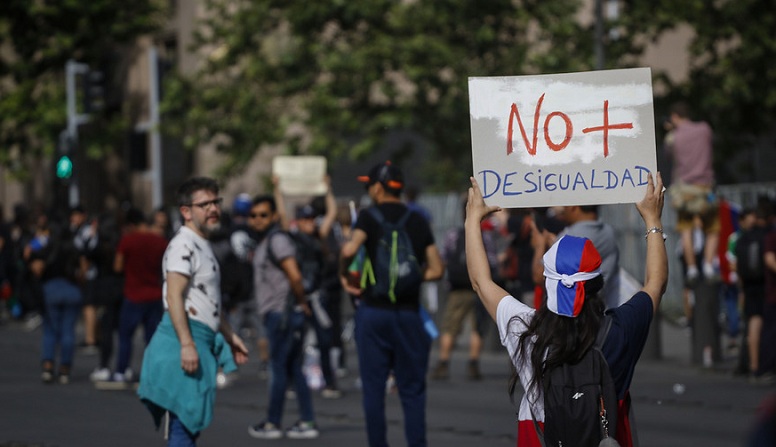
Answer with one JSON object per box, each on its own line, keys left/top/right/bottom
{"left": 56, "top": 155, "right": 73, "bottom": 179}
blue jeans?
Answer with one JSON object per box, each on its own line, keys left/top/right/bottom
{"left": 117, "top": 299, "right": 163, "bottom": 374}
{"left": 264, "top": 310, "right": 314, "bottom": 425}
{"left": 168, "top": 412, "right": 198, "bottom": 447}
{"left": 721, "top": 283, "right": 740, "bottom": 338}
{"left": 41, "top": 278, "right": 82, "bottom": 367}
{"left": 355, "top": 305, "right": 431, "bottom": 447}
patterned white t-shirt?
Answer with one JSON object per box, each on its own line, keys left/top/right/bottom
{"left": 163, "top": 226, "right": 221, "bottom": 331}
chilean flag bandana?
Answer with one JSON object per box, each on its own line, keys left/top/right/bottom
{"left": 543, "top": 235, "right": 602, "bottom": 317}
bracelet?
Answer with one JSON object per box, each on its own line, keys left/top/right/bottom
{"left": 645, "top": 226, "right": 666, "bottom": 241}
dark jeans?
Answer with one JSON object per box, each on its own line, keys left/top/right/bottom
{"left": 264, "top": 310, "right": 314, "bottom": 425}
{"left": 116, "top": 299, "right": 163, "bottom": 374}
{"left": 41, "top": 278, "right": 82, "bottom": 367}
{"left": 312, "top": 288, "right": 341, "bottom": 388}
{"left": 355, "top": 305, "right": 431, "bottom": 447}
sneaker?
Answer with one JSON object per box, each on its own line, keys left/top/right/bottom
{"left": 23, "top": 313, "right": 42, "bottom": 332}
{"left": 430, "top": 361, "right": 449, "bottom": 380}
{"left": 248, "top": 421, "right": 283, "bottom": 439}
{"left": 285, "top": 420, "right": 319, "bottom": 439}
{"left": 685, "top": 265, "right": 699, "bottom": 286}
{"left": 467, "top": 359, "right": 482, "bottom": 381}
{"left": 41, "top": 369, "right": 54, "bottom": 384}
{"left": 90, "top": 367, "right": 111, "bottom": 382}
{"left": 58, "top": 373, "right": 70, "bottom": 385}
{"left": 78, "top": 343, "right": 99, "bottom": 355}
{"left": 94, "top": 371, "right": 129, "bottom": 390}
{"left": 703, "top": 262, "right": 719, "bottom": 282}
{"left": 321, "top": 387, "right": 342, "bottom": 399}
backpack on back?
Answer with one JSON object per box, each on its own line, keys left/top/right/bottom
{"left": 360, "top": 207, "right": 423, "bottom": 303}
{"left": 735, "top": 227, "right": 767, "bottom": 282}
{"left": 267, "top": 229, "right": 323, "bottom": 295}
{"left": 445, "top": 228, "right": 471, "bottom": 290}
{"left": 535, "top": 315, "right": 620, "bottom": 447}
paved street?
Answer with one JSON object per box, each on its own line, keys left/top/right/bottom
{"left": 0, "top": 315, "right": 769, "bottom": 447}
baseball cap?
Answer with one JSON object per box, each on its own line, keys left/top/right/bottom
{"left": 357, "top": 161, "right": 404, "bottom": 191}
{"left": 542, "top": 235, "right": 602, "bottom": 318}
{"left": 296, "top": 204, "right": 317, "bottom": 220}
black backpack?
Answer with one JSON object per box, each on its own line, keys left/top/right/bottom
{"left": 735, "top": 227, "right": 767, "bottom": 283}
{"left": 445, "top": 228, "right": 471, "bottom": 290}
{"left": 267, "top": 229, "right": 323, "bottom": 295}
{"left": 534, "top": 315, "right": 620, "bottom": 447}
{"left": 360, "top": 207, "right": 423, "bottom": 303}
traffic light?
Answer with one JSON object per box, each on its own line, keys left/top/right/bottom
{"left": 55, "top": 155, "right": 73, "bottom": 179}
{"left": 82, "top": 69, "right": 105, "bottom": 113}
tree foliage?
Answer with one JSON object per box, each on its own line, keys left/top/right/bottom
{"left": 0, "top": 0, "right": 163, "bottom": 178}
{"left": 165, "top": 0, "right": 601, "bottom": 190}
{"left": 617, "top": 0, "right": 776, "bottom": 181}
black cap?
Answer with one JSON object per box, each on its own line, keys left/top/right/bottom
{"left": 357, "top": 161, "right": 404, "bottom": 192}
{"left": 296, "top": 204, "right": 317, "bottom": 220}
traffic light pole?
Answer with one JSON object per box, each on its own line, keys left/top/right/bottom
{"left": 65, "top": 59, "right": 91, "bottom": 207}
{"left": 135, "top": 47, "right": 163, "bottom": 209}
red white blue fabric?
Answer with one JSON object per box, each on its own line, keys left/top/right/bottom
{"left": 542, "top": 235, "right": 602, "bottom": 317}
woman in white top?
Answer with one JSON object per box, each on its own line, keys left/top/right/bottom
{"left": 464, "top": 173, "right": 668, "bottom": 447}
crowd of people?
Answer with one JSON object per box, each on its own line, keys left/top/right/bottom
{"left": 1, "top": 150, "right": 775, "bottom": 446}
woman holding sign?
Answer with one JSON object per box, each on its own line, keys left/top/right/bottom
{"left": 464, "top": 172, "right": 667, "bottom": 447}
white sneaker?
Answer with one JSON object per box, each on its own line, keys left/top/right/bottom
{"left": 89, "top": 367, "right": 111, "bottom": 382}
{"left": 248, "top": 421, "right": 283, "bottom": 439}
{"left": 285, "top": 420, "right": 319, "bottom": 439}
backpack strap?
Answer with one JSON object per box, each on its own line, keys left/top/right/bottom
{"left": 265, "top": 229, "right": 288, "bottom": 268}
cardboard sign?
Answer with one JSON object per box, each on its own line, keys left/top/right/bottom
{"left": 272, "top": 155, "right": 327, "bottom": 196}
{"left": 468, "top": 68, "right": 656, "bottom": 208}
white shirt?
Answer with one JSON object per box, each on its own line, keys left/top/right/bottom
{"left": 496, "top": 296, "right": 545, "bottom": 422}
{"left": 163, "top": 226, "right": 221, "bottom": 331}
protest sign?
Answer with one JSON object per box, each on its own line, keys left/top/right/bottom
{"left": 468, "top": 68, "right": 656, "bottom": 208}
{"left": 272, "top": 155, "right": 327, "bottom": 196}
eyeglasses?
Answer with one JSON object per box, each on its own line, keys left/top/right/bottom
{"left": 187, "top": 197, "right": 223, "bottom": 210}
{"left": 250, "top": 212, "right": 271, "bottom": 219}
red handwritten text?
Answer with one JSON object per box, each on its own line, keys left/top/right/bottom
{"left": 506, "top": 96, "right": 633, "bottom": 158}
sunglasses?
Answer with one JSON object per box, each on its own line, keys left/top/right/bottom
{"left": 250, "top": 212, "right": 271, "bottom": 218}
{"left": 187, "top": 197, "right": 223, "bottom": 210}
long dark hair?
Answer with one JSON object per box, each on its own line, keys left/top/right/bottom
{"left": 509, "top": 275, "right": 605, "bottom": 400}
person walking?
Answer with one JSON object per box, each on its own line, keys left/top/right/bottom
{"left": 105, "top": 208, "right": 168, "bottom": 386}
{"left": 464, "top": 172, "right": 667, "bottom": 447}
{"left": 137, "top": 177, "right": 248, "bottom": 447}
{"left": 247, "top": 194, "right": 319, "bottom": 440}
{"left": 339, "top": 161, "right": 444, "bottom": 447}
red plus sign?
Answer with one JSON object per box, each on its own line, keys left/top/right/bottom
{"left": 581, "top": 100, "right": 633, "bottom": 157}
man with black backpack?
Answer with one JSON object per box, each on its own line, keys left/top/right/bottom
{"left": 339, "top": 161, "right": 444, "bottom": 447}
{"left": 247, "top": 195, "right": 319, "bottom": 440}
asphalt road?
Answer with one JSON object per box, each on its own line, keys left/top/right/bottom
{"left": 0, "top": 315, "right": 769, "bottom": 447}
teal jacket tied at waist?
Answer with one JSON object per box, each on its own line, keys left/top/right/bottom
{"left": 137, "top": 313, "right": 237, "bottom": 434}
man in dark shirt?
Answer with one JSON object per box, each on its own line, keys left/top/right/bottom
{"left": 340, "top": 161, "right": 444, "bottom": 447}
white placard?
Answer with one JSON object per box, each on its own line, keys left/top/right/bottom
{"left": 272, "top": 155, "right": 327, "bottom": 196}
{"left": 468, "top": 68, "right": 657, "bottom": 208}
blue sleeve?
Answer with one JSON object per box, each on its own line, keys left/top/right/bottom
{"left": 602, "top": 291, "right": 654, "bottom": 399}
